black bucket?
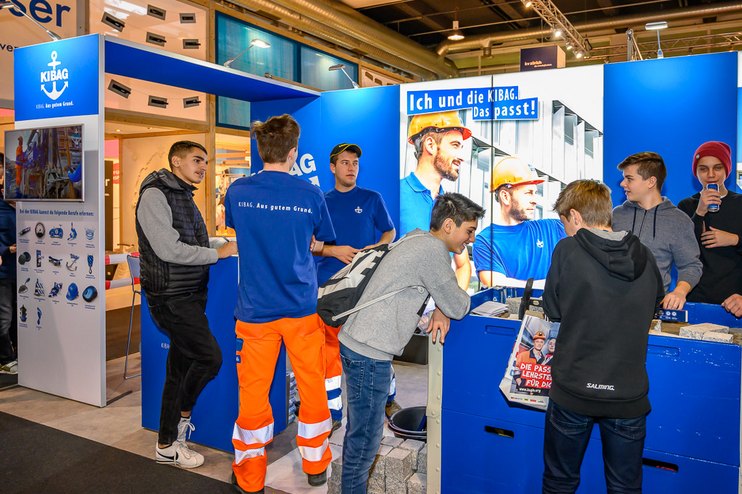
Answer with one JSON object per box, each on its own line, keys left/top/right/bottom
{"left": 388, "top": 406, "right": 427, "bottom": 442}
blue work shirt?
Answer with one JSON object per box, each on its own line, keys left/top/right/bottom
{"left": 400, "top": 172, "right": 443, "bottom": 236}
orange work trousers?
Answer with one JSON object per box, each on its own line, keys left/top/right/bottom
{"left": 232, "top": 313, "right": 332, "bottom": 492}
{"left": 322, "top": 321, "right": 343, "bottom": 421}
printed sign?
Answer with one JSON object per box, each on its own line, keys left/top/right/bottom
{"left": 520, "top": 46, "right": 566, "bottom": 72}
{"left": 407, "top": 86, "right": 538, "bottom": 121}
{"left": 14, "top": 34, "right": 99, "bottom": 121}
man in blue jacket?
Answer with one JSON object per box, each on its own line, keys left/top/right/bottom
{"left": 0, "top": 198, "right": 17, "bottom": 374}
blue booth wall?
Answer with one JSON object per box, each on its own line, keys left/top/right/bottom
{"left": 250, "top": 86, "right": 401, "bottom": 231}
{"left": 604, "top": 52, "right": 739, "bottom": 206}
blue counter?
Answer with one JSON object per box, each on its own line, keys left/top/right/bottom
{"left": 140, "top": 256, "right": 287, "bottom": 452}
{"left": 441, "top": 289, "right": 742, "bottom": 493}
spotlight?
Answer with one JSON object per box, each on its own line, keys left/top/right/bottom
{"left": 223, "top": 38, "right": 271, "bottom": 68}
{"left": 645, "top": 21, "right": 667, "bottom": 59}
{"left": 575, "top": 51, "right": 584, "bottom": 59}
{"left": 523, "top": 0, "right": 532, "bottom": 7}
{"left": 553, "top": 28, "right": 562, "bottom": 38}
{"left": 328, "top": 63, "right": 359, "bottom": 89}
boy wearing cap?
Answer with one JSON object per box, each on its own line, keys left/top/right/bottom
{"left": 542, "top": 180, "right": 663, "bottom": 493}
{"left": 472, "top": 156, "right": 565, "bottom": 289}
{"left": 678, "top": 141, "right": 742, "bottom": 304}
{"left": 315, "top": 142, "right": 396, "bottom": 430}
{"left": 401, "top": 110, "right": 472, "bottom": 289}
{"left": 612, "top": 152, "right": 702, "bottom": 310}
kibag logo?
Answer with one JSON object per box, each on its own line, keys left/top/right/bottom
{"left": 40, "top": 50, "right": 69, "bottom": 101}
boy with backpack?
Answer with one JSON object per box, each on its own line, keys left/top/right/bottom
{"left": 336, "top": 192, "right": 484, "bottom": 493}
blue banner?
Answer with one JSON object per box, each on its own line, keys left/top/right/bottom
{"left": 14, "top": 34, "right": 100, "bottom": 121}
{"left": 407, "top": 87, "right": 538, "bottom": 120}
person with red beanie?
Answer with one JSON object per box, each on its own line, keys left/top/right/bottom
{"left": 678, "top": 141, "right": 742, "bottom": 304}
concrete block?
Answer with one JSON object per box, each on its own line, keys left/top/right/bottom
{"left": 417, "top": 443, "right": 427, "bottom": 474}
{"left": 399, "top": 439, "right": 425, "bottom": 470}
{"left": 386, "top": 447, "right": 414, "bottom": 493}
{"left": 680, "top": 322, "right": 729, "bottom": 339}
{"left": 407, "top": 472, "right": 427, "bottom": 494}
{"left": 381, "top": 435, "right": 404, "bottom": 448}
{"left": 702, "top": 331, "right": 734, "bottom": 343}
{"left": 368, "top": 450, "right": 389, "bottom": 493}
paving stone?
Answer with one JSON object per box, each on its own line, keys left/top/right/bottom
{"left": 385, "top": 447, "right": 414, "bottom": 493}
{"left": 702, "top": 331, "right": 734, "bottom": 343}
{"left": 407, "top": 472, "right": 427, "bottom": 494}
{"left": 417, "top": 443, "right": 427, "bottom": 474}
{"left": 368, "top": 451, "right": 388, "bottom": 493}
{"left": 679, "top": 322, "right": 729, "bottom": 339}
{"left": 381, "top": 435, "right": 405, "bottom": 448}
{"left": 399, "top": 439, "right": 425, "bottom": 470}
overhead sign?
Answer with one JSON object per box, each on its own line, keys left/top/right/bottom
{"left": 14, "top": 34, "right": 99, "bottom": 121}
{"left": 520, "top": 46, "right": 566, "bottom": 72}
{"left": 0, "top": 0, "right": 78, "bottom": 105}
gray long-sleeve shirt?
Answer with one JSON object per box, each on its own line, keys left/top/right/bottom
{"left": 339, "top": 229, "right": 471, "bottom": 360}
{"left": 137, "top": 187, "right": 219, "bottom": 266}
{"left": 612, "top": 198, "right": 702, "bottom": 292}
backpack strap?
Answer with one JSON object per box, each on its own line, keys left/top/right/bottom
{"left": 332, "top": 232, "right": 425, "bottom": 322}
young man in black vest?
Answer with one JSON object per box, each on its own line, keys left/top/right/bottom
{"left": 136, "top": 141, "right": 237, "bottom": 468}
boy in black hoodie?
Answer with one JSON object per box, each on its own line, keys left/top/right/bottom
{"left": 542, "top": 180, "right": 663, "bottom": 494}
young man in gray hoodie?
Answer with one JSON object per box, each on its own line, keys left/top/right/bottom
{"left": 612, "top": 152, "right": 701, "bottom": 310}
{"left": 338, "top": 192, "right": 484, "bottom": 493}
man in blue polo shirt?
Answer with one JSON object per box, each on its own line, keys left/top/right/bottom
{"left": 225, "top": 114, "right": 336, "bottom": 493}
{"left": 315, "top": 142, "right": 397, "bottom": 430}
{"left": 473, "top": 156, "right": 565, "bottom": 289}
{"left": 400, "top": 110, "right": 472, "bottom": 290}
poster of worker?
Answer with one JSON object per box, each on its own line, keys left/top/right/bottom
{"left": 399, "top": 68, "right": 603, "bottom": 290}
{"left": 3, "top": 126, "right": 83, "bottom": 201}
{"left": 499, "top": 314, "right": 559, "bottom": 410}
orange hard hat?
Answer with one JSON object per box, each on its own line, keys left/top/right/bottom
{"left": 533, "top": 331, "right": 546, "bottom": 341}
{"left": 407, "top": 111, "right": 472, "bottom": 144}
{"left": 491, "top": 156, "right": 544, "bottom": 192}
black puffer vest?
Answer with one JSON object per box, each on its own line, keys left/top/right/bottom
{"left": 135, "top": 169, "right": 210, "bottom": 297}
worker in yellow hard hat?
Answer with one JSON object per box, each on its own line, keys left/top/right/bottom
{"left": 400, "top": 110, "right": 473, "bottom": 290}
{"left": 472, "top": 156, "right": 566, "bottom": 289}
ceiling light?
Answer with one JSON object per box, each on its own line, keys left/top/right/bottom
{"left": 575, "top": 51, "right": 584, "bottom": 59}
{"left": 448, "top": 20, "right": 465, "bottom": 41}
{"left": 553, "top": 28, "right": 562, "bottom": 38}
{"left": 523, "top": 0, "right": 532, "bottom": 7}
{"left": 250, "top": 39, "right": 270, "bottom": 49}
{"left": 565, "top": 42, "right": 573, "bottom": 51}
{"left": 645, "top": 21, "right": 668, "bottom": 31}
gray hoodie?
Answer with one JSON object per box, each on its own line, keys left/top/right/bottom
{"left": 339, "top": 229, "right": 471, "bottom": 361}
{"left": 612, "top": 198, "right": 701, "bottom": 292}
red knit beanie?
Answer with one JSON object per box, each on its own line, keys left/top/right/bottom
{"left": 692, "top": 141, "right": 732, "bottom": 177}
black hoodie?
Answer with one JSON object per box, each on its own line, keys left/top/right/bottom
{"left": 543, "top": 228, "right": 664, "bottom": 418}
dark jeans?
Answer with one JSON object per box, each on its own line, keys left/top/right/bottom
{"left": 148, "top": 292, "right": 222, "bottom": 445}
{"left": 543, "top": 400, "right": 646, "bottom": 494}
{"left": 0, "top": 279, "right": 17, "bottom": 364}
{"left": 340, "top": 343, "right": 392, "bottom": 494}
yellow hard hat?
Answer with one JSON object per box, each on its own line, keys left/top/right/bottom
{"left": 407, "top": 111, "right": 472, "bottom": 144}
{"left": 491, "top": 156, "right": 544, "bottom": 192}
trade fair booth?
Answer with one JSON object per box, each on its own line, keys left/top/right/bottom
{"left": 10, "top": 32, "right": 742, "bottom": 492}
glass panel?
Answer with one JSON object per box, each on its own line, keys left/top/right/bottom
{"left": 300, "top": 46, "right": 358, "bottom": 90}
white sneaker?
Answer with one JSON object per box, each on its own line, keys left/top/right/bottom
{"left": 177, "top": 417, "right": 195, "bottom": 444}
{"left": 0, "top": 360, "right": 17, "bottom": 375}
{"left": 155, "top": 441, "right": 204, "bottom": 469}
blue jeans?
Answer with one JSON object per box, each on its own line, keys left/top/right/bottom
{"left": 340, "top": 343, "right": 392, "bottom": 494}
{"left": 542, "top": 400, "right": 646, "bottom": 494}
{"left": 0, "top": 279, "right": 17, "bottom": 364}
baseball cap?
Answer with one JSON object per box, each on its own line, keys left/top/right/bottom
{"left": 491, "top": 156, "right": 544, "bottom": 192}
{"left": 692, "top": 141, "right": 732, "bottom": 177}
{"left": 330, "top": 143, "right": 362, "bottom": 161}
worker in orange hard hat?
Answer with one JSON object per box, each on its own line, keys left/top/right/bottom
{"left": 472, "top": 156, "right": 565, "bottom": 289}
{"left": 400, "top": 110, "right": 473, "bottom": 290}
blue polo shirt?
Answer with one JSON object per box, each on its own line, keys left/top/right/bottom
{"left": 316, "top": 186, "right": 394, "bottom": 285}
{"left": 400, "top": 172, "right": 443, "bottom": 236}
{"left": 225, "top": 171, "right": 335, "bottom": 323}
{"left": 472, "top": 219, "right": 565, "bottom": 280}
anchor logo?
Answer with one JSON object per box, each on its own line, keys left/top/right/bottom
{"left": 40, "top": 50, "right": 69, "bottom": 101}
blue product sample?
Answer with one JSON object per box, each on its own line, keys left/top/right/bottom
{"left": 68, "top": 223, "right": 77, "bottom": 240}
{"left": 49, "top": 226, "right": 63, "bottom": 239}
{"left": 87, "top": 254, "right": 94, "bottom": 274}
{"left": 66, "top": 283, "right": 79, "bottom": 301}
{"left": 82, "top": 285, "right": 98, "bottom": 303}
